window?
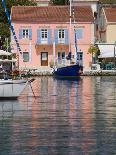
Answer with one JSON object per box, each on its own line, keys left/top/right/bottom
{"left": 76, "top": 28, "right": 83, "bottom": 39}
{"left": 58, "top": 51, "right": 65, "bottom": 59}
{"left": 23, "top": 52, "right": 29, "bottom": 62}
{"left": 58, "top": 29, "right": 65, "bottom": 43}
{"left": 62, "top": 52, "right": 65, "bottom": 59}
{"left": 22, "top": 29, "right": 29, "bottom": 39}
{"left": 57, "top": 51, "right": 65, "bottom": 64}
{"left": 41, "top": 52, "right": 48, "bottom": 61}
{"left": 41, "top": 29, "right": 48, "bottom": 44}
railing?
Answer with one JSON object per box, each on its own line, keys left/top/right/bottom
{"left": 103, "top": 64, "right": 114, "bottom": 70}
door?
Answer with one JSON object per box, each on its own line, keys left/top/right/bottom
{"left": 41, "top": 52, "right": 48, "bottom": 66}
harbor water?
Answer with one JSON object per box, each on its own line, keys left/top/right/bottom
{"left": 0, "top": 76, "right": 116, "bottom": 155}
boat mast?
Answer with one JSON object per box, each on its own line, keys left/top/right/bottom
{"left": 73, "top": 8, "right": 78, "bottom": 64}
{"left": 69, "top": 0, "right": 72, "bottom": 53}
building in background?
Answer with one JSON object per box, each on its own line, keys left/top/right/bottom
{"left": 72, "top": 0, "right": 99, "bottom": 13}
{"left": 97, "top": 7, "right": 116, "bottom": 67}
{"left": 34, "top": 0, "right": 50, "bottom": 6}
{"left": 98, "top": 7, "right": 116, "bottom": 43}
{"left": 11, "top": 6, "right": 94, "bottom": 70}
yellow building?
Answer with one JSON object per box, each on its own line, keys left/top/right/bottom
{"left": 99, "top": 7, "right": 116, "bottom": 43}
{"left": 98, "top": 7, "right": 116, "bottom": 68}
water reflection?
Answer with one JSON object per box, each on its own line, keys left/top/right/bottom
{"left": 0, "top": 76, "right": 115, "bottom": 155}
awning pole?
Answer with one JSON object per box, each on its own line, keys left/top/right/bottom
{"left": 114, "top": 42, "right": 116, "bottom": 71}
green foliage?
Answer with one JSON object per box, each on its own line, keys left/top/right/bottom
{"left": 0, "top": 23, "right": 10, "bottom": 38}
{"left": 12, "top": 0, "right": 37, "bottom": 6}
{"left": 50, "top": 0, "right": 66, "bottom": 5}
{"left": 2, "top": 38, "right": 10, "bottom": 51}
{"left": 88, "top": 45, "right": 99, "bottom": 54}
{"left": 8, "top": 53, "right": 16, "bottom": 60}
{"left": 11, "top": 53, "right": 16, "bottom": 58}
{"left": 0, "top": 0, "right": 37, "bottom": 40}
{"left": 88, "top": 45, "right": 100, "bottom": 63}
{"left": 8, "top": 55, "right": 12, "bottom": 60}
{"left": 100, "top": 0, "right": 116, "bottom": 4}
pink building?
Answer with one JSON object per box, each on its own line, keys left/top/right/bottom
{"left": 11, "top": 6, "right": 94, "bottom": 70}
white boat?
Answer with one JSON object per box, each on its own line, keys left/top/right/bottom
{"left": 0, "top": 1, "right": 36, "bottom": 99}
{"left": 0, "top": 79, "right": 34, "bottom": 99}
{"left": 0, "top": 52, "right": 28, "bottom": 99}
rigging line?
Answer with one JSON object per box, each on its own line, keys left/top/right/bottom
{"left": 1, "top": 0, "right": 22, "bottom": 55}
{"left": 1, "top": 0, "right": 35, "bottom": 98}
{"left": 73, "top": 7, "right": 78, "bottom": 64}
{"left": 1, "top": 0, "right": 28, "bottom": 70}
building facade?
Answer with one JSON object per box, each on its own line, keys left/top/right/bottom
{"left": 11, "top": 6, "right": 94, "bottom": 70}
{"left": 72, "top": 0, "right": 99, "bottom": 13}
{"left": 34, "top": 0, "right": 50, "bottom": 6}
{"left": 96, "top": 6, "right": 116, "bottom": 66}
{"left": 98, "top": 7, "right": 116, "bottom": 43}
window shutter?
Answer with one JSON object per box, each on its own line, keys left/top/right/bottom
{"left": 54, "top": 29, "right": 58, "bottom": 44}
{"left": 19, "top": 29, "right": 22, "bottom": 39}
{"left": 48, "top": 29, "right": 51, "bottom": 44}
{"left": 37, "top": 29, "right": 41, "bottom": 44}
{"left": 29, "top": 42, "right": 32, "bottom": 62}
{"left": 65, "top": 29, "right": 68, "bottom": 44}
{"left": 29, "top": 29, "right": 32, "bottom": 40}
{"left": 76, "top": 28, "right": 83, "bottom": 39}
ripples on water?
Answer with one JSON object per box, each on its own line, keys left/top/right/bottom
{"left": 0, "top": 76, "right": 116, "bottom": 155}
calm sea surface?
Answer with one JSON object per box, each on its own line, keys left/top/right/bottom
{"left": 0, "top": 76, "right": 116, "bottom": 155}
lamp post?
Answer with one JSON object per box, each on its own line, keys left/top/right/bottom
{"left": 114, "top": 41, "right": 116, "bottom": 70}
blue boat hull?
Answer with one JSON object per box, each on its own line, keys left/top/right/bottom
{"left": 53, "top": 64, "right": 82, "bottom": 78}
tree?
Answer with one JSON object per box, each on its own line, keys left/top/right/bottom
{"left": 50, "top": 0, "right": 68, "bottom": 5}
{"left": 100, "top": 0, "right": 116, "bottom": 4}
{"left": 0, "top": 0, "right": 37, "bottom": 45}
{"left": 88, "top": 44, "right": 100, "bottom": 64}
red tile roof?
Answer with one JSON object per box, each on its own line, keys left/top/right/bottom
{"left": 11, "top": 6, "right": 94, "bottom": 23}
{"left": 104, "top": 7, "right": 116, "bottom": 23}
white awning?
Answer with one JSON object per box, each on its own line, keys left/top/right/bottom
{"left": 0, "top": 50, "right": 12, "bottom": 56}
{"left": 98, "top": 44, "right": 116, "bottom": 58}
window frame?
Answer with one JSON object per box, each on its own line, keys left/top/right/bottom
{"left": 58, "top": 29, "right": 65, "bottom": 43}
{"left": 22, "top": 29, "right": 29, "bottom": 39}
{"left": 23, "top": 52, "right": 29, "bottom": 62}
{"left": 57, "top": 51, "right": 66, "bottom": 64}
{"left": 41, "top": 29, "right": 48, "bottom": 44}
